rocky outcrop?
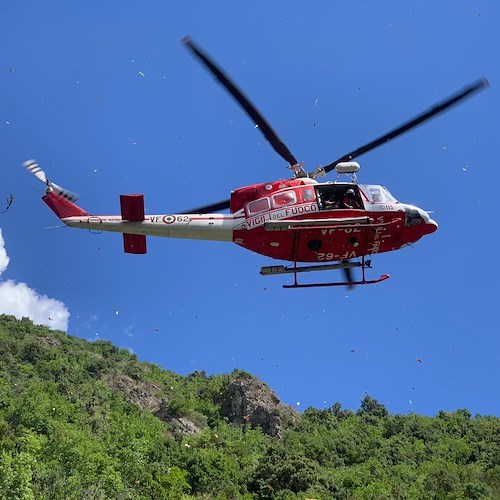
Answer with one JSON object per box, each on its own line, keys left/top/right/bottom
{"left": 154, "top": 398, "right": 203, "bottom": 435}
{"left": 105, "top": 374, "right": 202, "bottom": 435}
{"left": 105, "top": 374, "right": 162, "bottom": 412}
{"left": 220, "top": 372, "right": 298, "bottom": 437}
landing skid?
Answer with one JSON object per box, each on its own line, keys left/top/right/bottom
{"left": 282, "top": 274, "right": 390, "bottom": 289}
{"left": 260, "top": 257, "right": 390, "bottom": 289}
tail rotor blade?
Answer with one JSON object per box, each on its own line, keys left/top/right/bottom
{"left": 22, "top": 159, "right": 47, "bottom": 184}
{"left": 22, "top": 159, "right": 79, "bottom": 202}
{"left": 51, "top": 182, "right": 79, "bottom": 203}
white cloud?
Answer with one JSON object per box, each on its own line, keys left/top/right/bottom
{"left": 0, "top": 228, "right": 70, "bottom": 331}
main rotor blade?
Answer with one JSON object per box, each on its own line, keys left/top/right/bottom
{"left": 342, "top": 262, "right": 354, "bottom": 290}
{"left": 182, "top": 36, "right": 298, "bottom": 166}
{"left": 318, "top": 78, "right": 489, "bottom": 175}
{"left": 183, "top": 199, "right": 231, "bottom": 214}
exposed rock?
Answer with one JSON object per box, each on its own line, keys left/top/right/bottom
{"left": 104, "top": 378, "right": 203, "bottom": 436}
{"left": 220, "top": 372, "right": 299, "bottom": 437}
{"left": 105, "top": 374, "right": 162, "bottom": 412}
{"left": 154, "top": 398, "right": 202, "bottom": 435}
{"left": 36, "top": 336, "right": 61, "bottom": 348}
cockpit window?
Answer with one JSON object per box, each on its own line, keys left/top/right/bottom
{"left": 247, "top": 198, "right": 270, "bottom": 215}
{"left": 365, "top": 185, "right": 397, "bottom": 203}
{"left": 272, "top": 191, "right": 296, "bottom": 208}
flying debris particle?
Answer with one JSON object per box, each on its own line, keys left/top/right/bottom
{"left": 296, "top": 402, "right": 301, "bottom": 406}
{"left": 314, "top": 99, "right": 319, "bottom": 106}
{"left": 441, "top": 146, "right": 447, "bottom": 150}
{"left": 416, "top": 358, "right": 422, "bottom": 363}
{"left": 184, "top": 443, "right": 190, "bottom": 448}
{"left": 93, "top": 168, "right": 98, "bottom": 173}
{"left": 139, "top": 71, "right": 145, "bottom": 78}
{"left": 350, "top": 349, "right": 355, "bottom": 353}
{"left": 462, "top": 166, "right": 468, "bottom": 172}
{"left": 1, "top": 193, "right": 14, "bottom": 214}
{"left": 115, "top": 310, "right": 119, "bottom": 316}
{"left": 5, "top": 121, "right": 10, "bottom": 125}
{"left": 409, "top": 400, "right": 413, "bottom": 405}
{"left": 9, "top": 68, "right": 14, "bottom": 72}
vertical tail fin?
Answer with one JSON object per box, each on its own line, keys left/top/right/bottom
{"left": 43, "top": 191, "right": 89, "bottom": 219}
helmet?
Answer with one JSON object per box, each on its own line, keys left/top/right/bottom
{"left": 346, "top": 189, "right": 355, "bottom": 196}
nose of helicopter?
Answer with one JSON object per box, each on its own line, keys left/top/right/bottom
{"left": 419, "top": 208, "right": 438, "bottom": 234}
{"left": 404, "top": 205, "right": 438, "bottom": 235}
{"left": 426, "top": 217, "right": 438, "bottom": 233}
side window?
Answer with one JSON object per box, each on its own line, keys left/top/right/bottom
{"left": 302, "top": 188, "right": 315, "bottom": 202}
{"left": 247, "top": 198, "right": 270, "bottom": 215}
{"left": 272, "top": 191, "right": 296, "bottom": 208}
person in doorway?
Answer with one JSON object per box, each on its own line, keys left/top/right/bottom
{"left": 342, "top": 189, "right": 360, "bottom": 209}
{"left": 323, "top": 191, "right": 339, "bottom": 209}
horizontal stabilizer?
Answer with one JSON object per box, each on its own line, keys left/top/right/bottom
{"left": 120, "top": 194, "right": 145, "bottom": 221}
{"left": 123, "top": 234, "right": 147, "bottom": 254}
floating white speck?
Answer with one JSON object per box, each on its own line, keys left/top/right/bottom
{"left": 441, "top": 146, "right": 447, "bottom": 150}
{"left": 296, "top": 401, "right": 300, "bottom": 406}
{"left": 139, "top": 71, "right": 145, "bottom": 78}
{"left": 93, "top": 168, "right": 98, "bottom": 173}
{"left": 115, "top": 310, "right": 119, "bottom": 316}
{"left": 314, "top": 99, "right": 319, "bottom": 106}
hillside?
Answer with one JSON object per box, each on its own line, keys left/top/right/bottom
{"left": 0, "top": 314, "right": 499, "bottom": 499}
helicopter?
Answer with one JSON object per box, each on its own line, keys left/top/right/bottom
{"left": 24, "top": 37, "right": 489, "bottom": 288}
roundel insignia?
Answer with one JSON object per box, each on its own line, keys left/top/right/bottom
{"left": 162, "top": 215, "right": 175, "bottom": 224}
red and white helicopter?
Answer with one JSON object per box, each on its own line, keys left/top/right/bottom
{"left": 24, "top": 37, "right": 488, "bottom": 288}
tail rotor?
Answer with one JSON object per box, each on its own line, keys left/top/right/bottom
{"left": 22, "top": 159, "right": 80, "bottom": 203}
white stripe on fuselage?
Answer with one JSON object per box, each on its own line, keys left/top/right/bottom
{"left": 62, "top": 213, "right": 240, "bottom": 242}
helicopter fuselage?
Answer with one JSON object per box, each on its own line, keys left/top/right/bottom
{"left": 46, "top": 175, "right": 437, "bottom": 263}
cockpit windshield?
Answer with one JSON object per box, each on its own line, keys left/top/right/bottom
{"left": 362, "top": 185, "right": 398, "bottom": 203}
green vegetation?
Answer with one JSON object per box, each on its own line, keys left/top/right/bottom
{"left": 0, "top": 314, "right": 499, "bottom": 499}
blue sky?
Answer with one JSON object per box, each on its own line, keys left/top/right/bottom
{"left": 1, "top": 1, "right": 499, "bottom": 416}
